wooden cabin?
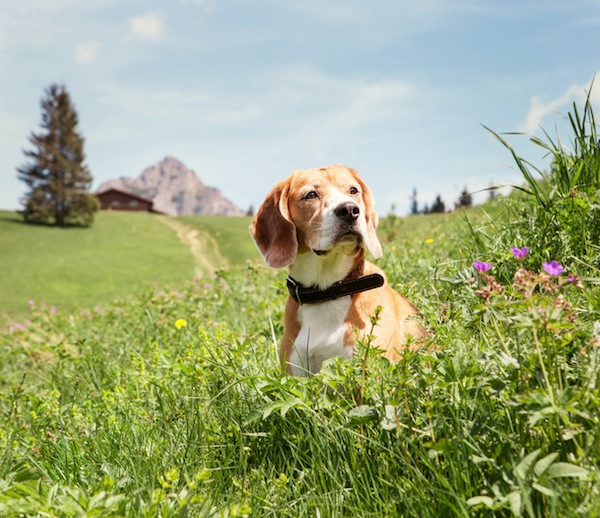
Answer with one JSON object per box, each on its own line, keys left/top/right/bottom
{"left": 96, "top": 188, "right": 164, "bottom": 214}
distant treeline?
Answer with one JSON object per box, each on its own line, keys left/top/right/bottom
{"left": 408, "top": 185, "right": 498, "bottom": 215}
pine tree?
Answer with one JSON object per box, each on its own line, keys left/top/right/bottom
{"left": 429, "top": 194, "right": 446, "bottom": 213}
{"left": 409, "top": 187, "right": 419, "bottom": 215}
{"left": 18, "top": 84, "right": 98, "bottom": 227}
{"left": 456, "top": 186, "right": 473, "bottom": 209}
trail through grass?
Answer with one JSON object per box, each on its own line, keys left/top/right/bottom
{"left": 178, "top": 215, "right": 261, "bottom": 265}
{"left": 0, "top": 212, "right": 260, "bottom": 324}
{"left": 157, "top": 217, "right": 226, "bottom": 276}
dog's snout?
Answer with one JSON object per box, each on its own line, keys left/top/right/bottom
{"left": 334, "top": 201, "right": 360, "bottom": 223}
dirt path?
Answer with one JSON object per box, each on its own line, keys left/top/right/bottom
{"left": 158, "top": 217, "right": 226, "bottom": 278}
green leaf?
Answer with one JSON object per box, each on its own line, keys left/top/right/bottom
{"left": 466, "top": 495, "right": 495, "bottom": 508}
{"left": 380, "top": 405, "right": 398, "bottom": 431}
{"left": 514, "top": 449, "right": 541, "bottom": 479}
{"left": 507, "top": 490, "right": 522, "bottom": 517}
{"left": 546, "top": 463, "right": 589, "bottom": 479}
{"left": 534, "top": 452, "right": 559, "bottom": 477}
{"left": 532, "top": 482, "right": 557, "bottom": 498}
{"left": 347, "top": 405, "right": 378, "bottom": 426}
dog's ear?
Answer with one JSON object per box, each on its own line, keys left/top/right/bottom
{"left": 351, "top": 169, "right": 382, "bottom": 259}
{"left": 250, "top": 180, "right": 297, "bottom": 268}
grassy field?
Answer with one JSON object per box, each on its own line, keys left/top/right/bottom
{"left": 0, "top": 212, "right": 259, "bottom": 324}
{"left": 2, "top": 98, "right": 599, "bottom": 516}
{"left": 178, "top": 215, "right": 261, "bottom": 266}
{"left": 1, "top": 191, "right": 599, "bottom": 515}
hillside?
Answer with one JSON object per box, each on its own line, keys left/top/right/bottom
{"left": 0, "top": 211, "right": 198, "bottom": 322}
{"left": 0, "top": 211, "right": 258, "bottom": 323}
{"left": 97, "top": 156, "right": 245, "bottom": 216}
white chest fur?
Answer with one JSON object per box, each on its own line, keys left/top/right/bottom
{"left": 287, "top": 296, "right": 354, "bottom": 376}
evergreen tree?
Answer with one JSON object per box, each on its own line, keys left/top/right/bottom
{"left": 456, "top": 186, "right": 473, "bottom": 209}
{"left": 429, "top": 194, "right": 446, "bottom": 213}
{"left": 18, "top": 84, "right": 98, "bottom": 227}
{"left": 409, "top": 187, "right": 419, "bottom": 215}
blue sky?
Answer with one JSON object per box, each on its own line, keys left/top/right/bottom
{"left": 1, "top": 0, "right": 599, "bottom": 215}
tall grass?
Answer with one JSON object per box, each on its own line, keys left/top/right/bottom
{"left": 1, "top": 93, "right": 599, "bottom": 516}
{"left": 480, "top": 87, "right": 600, "bottom": 277}
{"left": 1, "top": 202, "right": 599, "bottom": 516}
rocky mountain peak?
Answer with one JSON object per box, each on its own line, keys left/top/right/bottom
{"left": 97, "top": 157, "right": 244, "bottom": 217}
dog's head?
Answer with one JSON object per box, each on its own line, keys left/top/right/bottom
{"left": 250, "top": 165, "right": 382, "bottom": 268}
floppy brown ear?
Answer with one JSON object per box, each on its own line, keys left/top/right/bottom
{"left": 249, "top": 180, "right": 298, "bottom": 268}
{"left": 351, "top": 169, "right": 382, "bottom": 258}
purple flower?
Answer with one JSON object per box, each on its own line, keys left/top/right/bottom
{"left": 472, "top": 260, "right": 493, "bottom": 273}
{"left": 542, "top": 260, "right": 564, "bottom": 276}
{"left": 511, "top": 246, "right": 529, "bottom": 260}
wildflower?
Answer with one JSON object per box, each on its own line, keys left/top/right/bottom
{"left": 425, "top": 238, "right": 434, "bottom": 244}
{"left": 175, "top": 319, "right": 187, "bottom": 329}
{"left": 475, "top": 274, "right": 503, "bottom": 301}
{"left": 510, "top": 246, "right": 529, "bottom": 260}
{"left": 472, "top": 260, "right": 493, "bottom": 273}
{"left": 542, "top": 260, "right": 564, "bottom": 277}
{"left": 50, "top": 306, "right": 57, "bottom": 315}
{"left": 566, "top": 274, "right": 585, "bottom": 289}
{"left": 390, "top": 245, "right": 397, "bottom": 251}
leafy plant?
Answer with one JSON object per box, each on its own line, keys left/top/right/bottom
{"left": 483, "top": 84, "right": 600, "bottom": 274}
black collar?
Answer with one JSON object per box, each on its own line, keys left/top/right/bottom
{"left": 286, "top": 272, "right": 384, "bottom": 304}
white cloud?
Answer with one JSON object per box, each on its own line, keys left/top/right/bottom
{"left": 129, "top": 12, "right": 165, "bottom": 42}
{"left": 261, "top": 64, "right": 420, "bottom": 132}
{"left": 74, "top": 41, "right": 102, "bottom": 64}
{"left": 332, "top": 80, "right": 418, "bottom": 130}
{"left": 519, "top": 74, "right": 600, "bottom": 134}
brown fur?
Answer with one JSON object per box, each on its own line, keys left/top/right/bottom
{"left": 250, "top": 165, "right": 427, "bottom": 373}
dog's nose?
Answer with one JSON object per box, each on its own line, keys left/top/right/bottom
{"left": 334, "top": 201, "right": 360, "bottom": 223}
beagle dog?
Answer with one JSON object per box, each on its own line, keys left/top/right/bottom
{"left": 250, "top": 165, "right": 426, "bottom": 376}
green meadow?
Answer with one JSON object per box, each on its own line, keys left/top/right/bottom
{"left": 1, "top": 100, "right": 599, "bottom": 516}
{"left": 0, "top": 212, "right": 257, "bottom": 323}
{"left": 1, "top": 198, "right": 599, "bottom": 516}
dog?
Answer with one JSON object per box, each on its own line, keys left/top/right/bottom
{"left": 250, "top": 165, "right": 426, "bottom": 376}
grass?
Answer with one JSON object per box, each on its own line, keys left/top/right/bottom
{"left": 178, "top": 215, "right": 261, "bottom": 265}
{"left": 1, "top": 95, "right": 599, "bottom": 514}
{"left": 1, "top": 198, "right": 598, "bottom": 516}
{"left": 0, "top": 211, "right": 196, "bottom": 322}
{"left": 0, "top": 212, "right": 260, "bottom": 325}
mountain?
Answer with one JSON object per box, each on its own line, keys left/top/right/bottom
{"left": 97, "top": 156, "right": 245, "bottom": 217}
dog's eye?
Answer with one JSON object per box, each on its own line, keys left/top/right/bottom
{"left": 303, "top": 191, "right": 319, "bottom": 200}
{"left": 349, "top": 186, "right": 359, "bottom": 195}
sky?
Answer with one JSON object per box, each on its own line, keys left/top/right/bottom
{"left": 1, "top": 0, "right": 599, "bottom": 215}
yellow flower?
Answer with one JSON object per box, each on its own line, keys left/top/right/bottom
{"left": 425, "top": 238, "right": 434, "bottom": 244}
{"left": 390, "top": 245, "right": 397, "bottom": 251}
{"left": 175, "top": 319, "right": 187, "bottom": 329}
